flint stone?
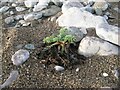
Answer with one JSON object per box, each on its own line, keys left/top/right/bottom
{"left": 78, "top": 36, "right": 119, "bottom": 57}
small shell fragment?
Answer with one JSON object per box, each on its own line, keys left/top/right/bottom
{"left": 54, "top": 66, "right": 64, "bottom": 71}
{"left": 102, "top": 72, "right": 108, "bottom": 77}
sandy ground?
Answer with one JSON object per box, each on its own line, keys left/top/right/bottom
{"left": 0, "top": 2, "right": 120, "bottom": 89}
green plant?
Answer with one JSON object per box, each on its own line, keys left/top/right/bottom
{"left": 43, "top": 27, "right": 76, "bottom": 53}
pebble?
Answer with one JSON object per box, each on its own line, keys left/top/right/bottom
{"left": 0, "top": 6, "right": 9, "bottom": 13}
{"left": 14, "top": 14, "right": 24, "bottom": 21}
{"left": 11, "top": 49, "right": 30, "bottom": 66}
{"left": 112, "top": 69, "right": 119, "bottom": 79}
{"left": 33, "top": 0, "right": 50, "bottom": 12}
{"left": 41, "top": 5, "right": 61, "bottom": 17}
{"left": 102, "top": 72, "right": 108, "bottom": 77}
{"left": 54, "top": 66, "right": 64, "bottom": 72}
{"left": 4, "top": 16, "right": 15, "bottom": 24}
{"left": 0, "top": 70, "right": 19, "bottom": 89}
{"left": 96, "top": 23, "right": 120, "bottom": 46}
{"left": 57, "top": 7, "right": 108, "bottom": 28}
{"left": 114, "top": 7, "right": 120, "bottom": 13}
{"left": 24, "top": 12, "right": 42, "bottom": 21}
{"left": 11, "top": 3, "right": 17, "bottom": 7}
{"left": 78, "top": 36, "right": 119, "bottom": 57}
{"left": 76, "top": 68, "right": 80, "bottom": 72}
{"left": 93, "top": 0, "right": 109, "bottom": 11}
{"left": 24, "top": 0, "right": 39, "bottom": 8}
{"left": 51, "top": 0, "right": 63, "bottom": 6}
{"left": 9, "top": 11, "right": 14, "bottom": 15}
{"left": 24, "top": 44, "right": 35, "bottom": 50}
{"left": 15, "top": 7, "right": 26, "bottom": 12}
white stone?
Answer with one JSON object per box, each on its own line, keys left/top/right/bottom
{"left": 11, "top": 3, "right": 17, "bottom": 7}
{"left": 10, "top": 11, "right": 14, "bottom": 15}
{"left": 93, "top": 0, "right": 109, "bottom": 11}
{"left": 57, "top": 7, "right": 108, "bottom": 28}
{"left": 15, "top": 7, "right": 26, "bottom": 12}
{"left": 24, "top": 0, "right": 39, "bottom": 8}
{"left": 62, "top": 0, "right": 84, "bottom": 13}
{"left": 96, "top": 23, "right": 120, "bottom": 46}
{"left": 0, "top": 6, "right": 9, "bottom": 13}
{"left": 102, "top": 72, "right": 108, "bottom": 77}
{"left": 15, "top": 14, "right": 24, "bottom": 20}
{"left": 24, "top": 12, "right": 42, "bottom": 21}
{"left": 5, "top": 16, "right": 15, "bottom": 24}
{"left": 76, "top": 68, "right": 80, "bottom": 72}
{"left": 54, "top": 66, "right": 64, "bottom": 71}
{"left": 11, "top": 49, "right": 30, "bottom": 66}
{"left": 66, "top": 27, "right": 85, "bottom": 42}
{"left": 78, "top": 36, "right": 119, "bottom": 57}
{"left": 33, "top": 0, "right": 50, "bottom": 11}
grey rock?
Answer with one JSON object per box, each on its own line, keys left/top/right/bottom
{"left": 15, "top": 7, "right": 26, "bottom": 12}
{"left": 11, "top": 49, "right": 30, "bottom": 66}
{"left": 95, "top": 8, "right": 103, "bottom": 15}
{"left": 96, "top": 23, "right": 120, "bottom": 46}
{"left": 24, "top": 0, "right": 39, "bottom": 8}
{"left": 51, "top": 0, "right": 63, "bottom": 6}
{"left": 0, "top": 70, "right": 19, "bottom": 89}
{"left": 78, "top": 36, "right": 119, "bottom": 57}
{"left": 24, "top": 12, "right": 42, "bottom": 21}
{"left": 42, "top": 5, "right": 61, "bottom": 17}
{"left": 0, "top": 6, "right": 9, "bottom": 13}
{"left": 66, "top": 27, "right": 85, "bottom": 42}
{"left": 25, "top": 44, "right": 35, "bottom": 50}
{"left": 5, "top": 16, "right": 15, "bottom": 24}
{"left": 15, "top": 14, "right": 24, "bottom": 21}
{"left": 9, "top": 11, "right": 14, "bottom": 15}
{"left": 114, "top": 7, "right": 120, "bottom": 13}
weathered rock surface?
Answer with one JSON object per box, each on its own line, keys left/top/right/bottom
{"left": 96, "top": 23, "right": 120, "bottom": 46}
{"left": 57, "top": 7, "right": 108, "bottom": 28}
{"left": 78, "top": 36, "right": 119, "bottom": 57}
{"left": 24, "top": 0, "right": 39, "bottom": 8}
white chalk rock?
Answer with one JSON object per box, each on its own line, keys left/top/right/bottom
{"left": 24, "top": 0, "right": 39, "bottom": 8}
{"left": 15, "top": 7, "right": 26, "bottom": 12}
{"left": 11, "top": 49, "right": 30, "bottom": 66}
{"left": 0, "top": 6, "right": 9, "bottom": 13}
{"left": 96, "top": 23, "right": 120, "bottom": 46}
{"left": 62, "top": 0, "right": 84, "bottom": 13}
{"left": 57, "top": 7, "right": 108, "bottom": 28}
{"left": 54, "top": 66, "right": 64, "bottom": 71}
{"left": 78, "top": 36, "right": 119, "bottom": 57}
{"left": 24, "top": 12, "right": 42, "bottom": 21}
{"left": 33, "top": 0, "right": 50, "bottom": 11}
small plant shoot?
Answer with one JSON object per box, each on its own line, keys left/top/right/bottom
{"left": 43, "top": 27, "right": 76, "bottom": 53}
